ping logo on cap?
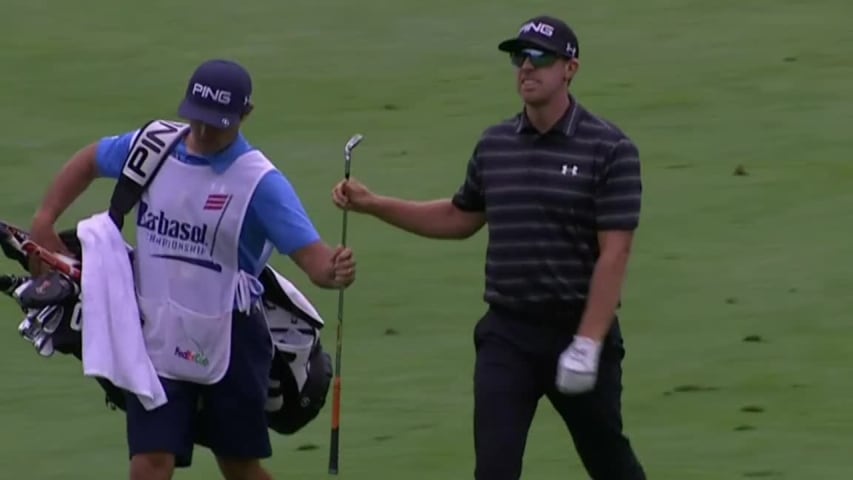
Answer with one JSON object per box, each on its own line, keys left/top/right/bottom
{"left": 519, "top": 21, "right": 555, "bottom": 37}
{"left": 191, "top": 82, "right": 232, "bottom": 105}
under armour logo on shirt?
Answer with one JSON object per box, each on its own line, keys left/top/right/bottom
{"left": 562, "top": 164, "right": 578, "bottom": 176}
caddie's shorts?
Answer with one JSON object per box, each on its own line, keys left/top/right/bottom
{"left": 124, "top": 305, "right": 274, "bottom": 468}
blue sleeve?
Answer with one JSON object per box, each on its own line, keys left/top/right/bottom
{"left": 95, "top": 130, "right": 138, "bottom": 179}
{"left": 249, "top": 170, "right": 321, "bottom": 255}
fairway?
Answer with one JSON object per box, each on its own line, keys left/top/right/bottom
{"left": 1, "top": 0, "right": 852, "bottom": 478}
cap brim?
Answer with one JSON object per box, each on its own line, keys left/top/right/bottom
{"left": 178, "top": 99, "right": 239, "bottom": 128}
{"left": 498, "top": 38, "right": 562, "bottom": 56}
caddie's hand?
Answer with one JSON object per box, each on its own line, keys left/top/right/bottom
{"left": 331, "top": 245, "right": 356, "bottom": 288}
{"left": 331, "top": 178, "right": 375, "bottom": 214}
{"left": 28, "top": 217, "right": 72, "bottom": 276}
{"left": 555, "top": 335, "right": 602, "bottom": 395}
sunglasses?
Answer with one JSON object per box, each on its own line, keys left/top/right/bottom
{"left": 509, "top": 48, "right": 560, "bottom": 68}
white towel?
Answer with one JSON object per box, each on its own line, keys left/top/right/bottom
{"left": 77, "top": 211, "right": 167, "bottom": 411}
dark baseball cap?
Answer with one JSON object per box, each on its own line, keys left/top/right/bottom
{"left": 177, "top": 59, "right": 252, "bottom": 128}
{"left": 498, "top": 15, "right": 579, "bottom": 59}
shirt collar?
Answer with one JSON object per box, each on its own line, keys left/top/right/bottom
{"left": 515, "top": 94, "right": 581, "bottom": 137}
{"left": 173, "top": 132, "right": 252, "bottom": 174}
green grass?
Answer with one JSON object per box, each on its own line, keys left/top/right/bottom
{"left": 1, "top": 0, "right": 852, "bottom": 478}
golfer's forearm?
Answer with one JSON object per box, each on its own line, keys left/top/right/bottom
{"left": 367, "top": 196, "right": 481, "bottom": 239}
{"left": 576, "top": 254, "right": 629, "bottom": 341}
{"left": 33, "top": 143, "right": 99, "bottom": 225}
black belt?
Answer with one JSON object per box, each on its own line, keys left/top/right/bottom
{"left": 488, "top": 300, "right": 585, "bottom": 323}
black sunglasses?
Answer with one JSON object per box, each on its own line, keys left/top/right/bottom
{"left": 509, "top": 48, "right": 560, "bottom": 68}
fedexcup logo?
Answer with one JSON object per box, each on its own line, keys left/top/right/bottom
{"left": 174, "top": 346, "right": 209, "bottom": 367}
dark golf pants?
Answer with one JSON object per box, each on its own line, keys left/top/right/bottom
{"left": 473, "top": 305, "right": 646, "bottom": 480}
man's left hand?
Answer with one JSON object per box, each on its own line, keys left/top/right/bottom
{"left": 331, "top": 245, "right": 356, "bottom": 288}
{"left": 555, "top": 335, "right": 602, "bottom": 395}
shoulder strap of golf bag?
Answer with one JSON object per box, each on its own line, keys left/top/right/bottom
{"left": 107, "top": 119, "right": 190, "bottom": 229}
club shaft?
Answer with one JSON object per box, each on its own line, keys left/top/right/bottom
{"left": 329, "top": 134, "right": 361, "bottom": 475}
{"left": 335, "top": 206, "right": 347, "bottom": 372}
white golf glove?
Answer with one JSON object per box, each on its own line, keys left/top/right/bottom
{"left": 555, "top": 335, "right": 602, "bottom": 395}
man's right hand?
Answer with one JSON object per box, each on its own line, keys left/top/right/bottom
{"left": 331, "top": 178, "right": 377, "bottom": 214}
{"left": 28, "top": 216, "right": 72, "bottom": 276}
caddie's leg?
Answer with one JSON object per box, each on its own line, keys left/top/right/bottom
{"left": 125, "top": 377, "right": 199, "bottom": 479}
{"left": 546, "top": 321, "right": 646, "bottom": 480}
{"left": 472, "top": 309, "right": 543, "bottom": 480}
{"left": 200, "top": 305, "right": 275, "bottom": 480}
{"left": 216, "top": 458, "right": 274, "bottom": 480}
{"left": 129, "top": 454, "right": 174, "bottom": 480}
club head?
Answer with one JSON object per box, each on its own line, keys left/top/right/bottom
{"left": 0, "top": 221, "right": 11, "bottom": 239}
{"left": 34, "top": 333, "right": 54, "bottom": 357}
{"left": 343, "top": 134, "right": 364, "bottom": 180}
{"left": 0, "top": 221, "right": 25, "bottom": 256}
{"left": 0, "top": 221, "right": 27, "bottom": 244}
{"left": 0, "top": 274, "right": 19, "bottom": 294}
{"left": 19, "top": 312, "right": 43, "bottom": 341}
{"left": 18, "top": 318, "right": 32, "bottom": 338}
{"left": 12, "top": 279, "right": 32, "bottom": 301}
{"left": 344, "top": 134, "right": 364, "bottom": 161}
{"left": 36, "top": 305, "right": 59, "bottom": 326}
{"left": 41, "top": 307, "right": 64, "bottom": 334}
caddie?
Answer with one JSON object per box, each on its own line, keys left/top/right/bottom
{"left": 28, "top": 58, "right": 356, "bottom": 480}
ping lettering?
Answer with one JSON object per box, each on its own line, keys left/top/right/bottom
{"left": 520, "top": 22, "right": 554, "bottom": 37}
{"left": 192, "top": 83, "right": 231, "bottom": 105}
{"left": 126, "top": 121, "right": 182, "bottom": 183}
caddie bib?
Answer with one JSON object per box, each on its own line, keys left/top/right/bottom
{"left": 133, "top": 148, "right": 274, "bottom": 384}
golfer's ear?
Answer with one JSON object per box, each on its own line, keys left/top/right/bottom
{"left": 565, "top": 59, "right": 579, "bottom": 83}
{"left": 567, "top": 59, "right": 579, "bottom": 76}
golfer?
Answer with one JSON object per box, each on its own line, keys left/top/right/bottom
{"left": 331, "top": 15, "right": 646, "bottom": 480}
{"left": 29, "top": 59, "right": 356, "bottom": 480}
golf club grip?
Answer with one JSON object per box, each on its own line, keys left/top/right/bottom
{"left": 328, "top": 438, "right": 340, "bottom": 474}
{"left": 329, "top": 297, "right": 344, "bottom": 474}
{"left": 328, "top": 377, "right": 342, "bottom": 474}
{"left": 21, "top": 242, "right": 80, "bottom": 280}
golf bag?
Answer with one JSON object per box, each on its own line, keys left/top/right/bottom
{"left": 0, "top": 222, "right": 332, "bottom": 436}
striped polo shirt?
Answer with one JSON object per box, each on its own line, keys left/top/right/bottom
{"left": 452, "top": 95, "right": 642, "bottom": 313}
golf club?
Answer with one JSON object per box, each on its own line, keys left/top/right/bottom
{"left": 329, "top": 133, "right": 363, "bottom": 475}
{"left": 0, "top": 222, "right": 81, "bottom": 280}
